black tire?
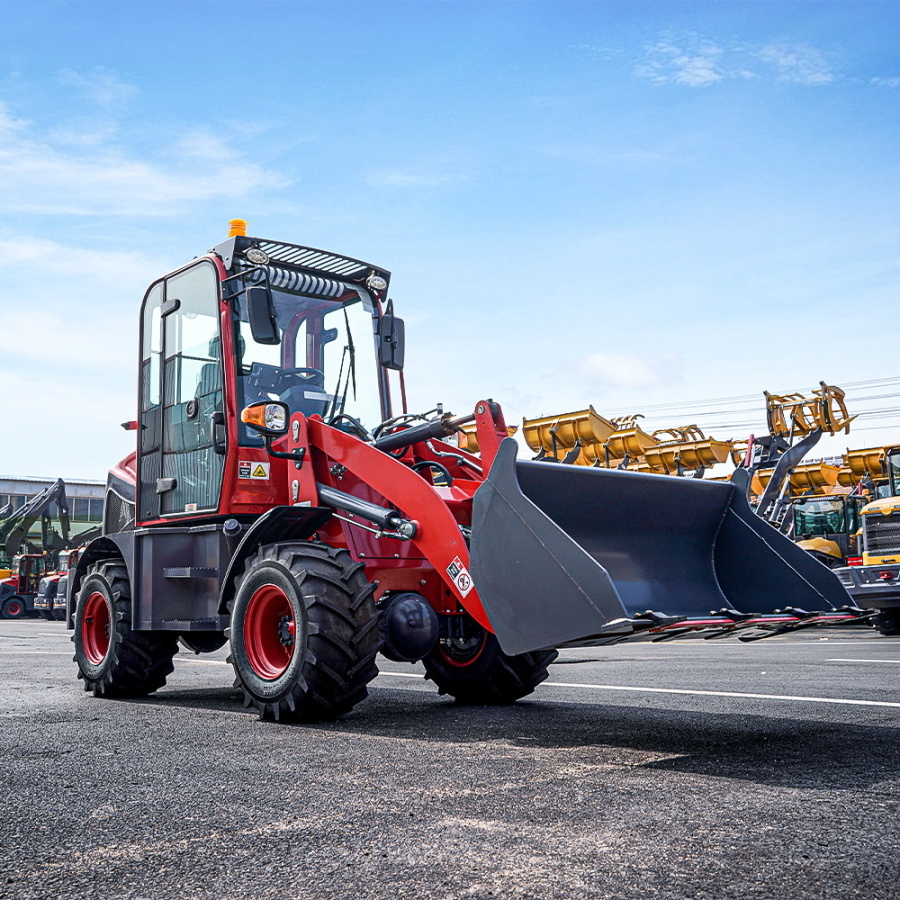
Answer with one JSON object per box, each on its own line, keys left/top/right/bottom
{"left": 871, "top": 609, "right": 900, "bottom": 637}
{"left": 72, "top": 560, "right": 179, "bottom": 697}
{"left": 228, "top": 542, "right": 380, "bottom": 722}
{"left": 423, "top": 618, "right": 558, "bottom": 705}
{"left": 0, "top": 595, "right": 27, "bottom": 620}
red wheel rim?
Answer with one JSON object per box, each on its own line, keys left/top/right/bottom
{"left": 82, "top": 591, "right": 110, "bottom": 664}
{"left": 7, "top": 600, "right": 23, "bottom": 617}
{"left": 244, "top": 583, "right": 296, "bottom": 680}
{"left": 439, "top": 631, "right": 487, "bottom": 668}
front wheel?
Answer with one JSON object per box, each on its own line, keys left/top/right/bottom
{"left": 228, "top": 542, "right": 381, "bottom": 722}
{"left": 73, "top": 560, "right": 178, "bottom": 696}
{"left": 871, "top": 609, "right": 900, "bottom": 637}
{"left": 0, "top": 595, "right": 27, "bottom": 619}
{"left": 423, "top": 617, "right": 558, "bottom": 704}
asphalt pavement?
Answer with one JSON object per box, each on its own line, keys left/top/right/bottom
{"left": 1, "top": 619, "right": 898, "bottom": 900}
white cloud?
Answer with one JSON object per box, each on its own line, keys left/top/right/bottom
{"left": 570, "top": 43, "right": 619, "bottom": 62}
{"left": 756, "top": 42, "right": 836, "bottom": 85}
{"left": 0, "top": 99, "right": 287, "bottom": 217}
{"left": 57, "top": 67, "right": 139, "bottom": 109}
{"left": 636, "top": 35, "right": 726, "bottom": 88}
{"left": 871, "top": 76, "right": 900, "bottom": 88}
{"left": 635, "top": 34, "right": 839, "bottom": 88}
{"left": 577, "top": 351, "right": 665, "bottom": 390}
{"left": 0, "top": 235, "right": 157, "bottom": 479}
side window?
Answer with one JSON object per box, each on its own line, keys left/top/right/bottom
{"left": 159, "top": 262, "right": 224, "bottom": 515}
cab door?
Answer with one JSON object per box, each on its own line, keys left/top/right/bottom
{"left": 138, "top": 260, "right": 226, "bottom": 521}
{"left": 19, "top": 555, "right": 45, "bottom": 595}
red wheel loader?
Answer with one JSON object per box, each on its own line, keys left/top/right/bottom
{"left": 68, "top": 222, "right": 863, "bottom": 721}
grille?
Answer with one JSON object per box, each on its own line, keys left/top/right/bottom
{"left": 104, "top": 489, "right": 135, "bottom": 535}
{"left": 864, "top": 512, "right": 900, "bottom": 554}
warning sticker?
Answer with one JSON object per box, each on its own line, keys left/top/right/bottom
{"left": 238, "top": 461, "right": 271, "bottom": 480}
{"left": 446, "top": 556, "right": 474, "bottom": 598}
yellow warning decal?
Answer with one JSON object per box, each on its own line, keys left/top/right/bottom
{"left": 238, "top": 461, "right": 271, "bottom": 480}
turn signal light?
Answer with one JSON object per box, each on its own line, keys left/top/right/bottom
{"left": 241, "top": 401, "right": 288, "bottom": 435}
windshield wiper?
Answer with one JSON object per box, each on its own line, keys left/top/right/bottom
{"left": 325, "top": 306, "right": 357, "bottom": 424}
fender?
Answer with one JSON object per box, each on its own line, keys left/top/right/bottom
{"left": 68, "top": 533, "right": 135, "bottom": 625}
{"left": 216, "top": 505, "right": 333, "bottom": 615}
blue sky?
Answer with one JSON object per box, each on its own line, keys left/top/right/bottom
{"left": 2, "top": 1, "right": 899, "bottom": 480}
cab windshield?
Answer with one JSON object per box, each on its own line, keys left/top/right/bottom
{"left": 888, "top": 450, "right": 900, "bottom": 497}
{"left": 792, "top": 497, "right": 847, "bottom": 536}
{"left": 231, "top": 284, "right": 386, "bottom": 442}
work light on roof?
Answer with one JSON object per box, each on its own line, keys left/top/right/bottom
{"left": 366, "top": 274, "right": 388, "bottom": 292}
{"left": 245, "top": 247, "right": 269, "bottom": 265}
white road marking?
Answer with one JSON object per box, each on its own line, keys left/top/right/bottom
{"left": 175, "top": 658, "right": 228, "bottom": 665}
{"left": 541, "top": 681, "right": 900, "bottom": 709}
{"left": 375, "top": 672, "right": 900, "bottom": 709}
{"left": 827, "top": 658, "right": 900, "bottom": 664}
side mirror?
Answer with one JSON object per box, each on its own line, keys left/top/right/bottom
{"left": 378, "top": 302, "right": 405, "bottom": 370}
{"left": 246, "top": 285, "right": 280, "bottom": 345}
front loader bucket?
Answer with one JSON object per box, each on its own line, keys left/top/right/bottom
{"left": 469, "top": 439, "right": 852, "bottom": 655}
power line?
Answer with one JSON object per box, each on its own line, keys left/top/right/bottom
{"left": 602, "top": 377, "right": 900, "bottom": 417}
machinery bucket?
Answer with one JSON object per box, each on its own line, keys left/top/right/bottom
{"left": 469, "top": 439, "right": 852, "bottom": 655}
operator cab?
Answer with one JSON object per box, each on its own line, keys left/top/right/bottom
{"left": 135, "top": 231, "right": 404, "bottom": 524}
{"left": 792, "top": 495, "right": 860, "bottom": 539}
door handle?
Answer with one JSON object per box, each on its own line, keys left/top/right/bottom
{"left": 211, "top": 411, "right": 226, "bottom": 455}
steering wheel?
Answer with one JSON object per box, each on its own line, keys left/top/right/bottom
{"left": 246, "top": 362, "right": 281, "bottom": 394}
{"left": 277, "top": 367, "right": 325, "bottom": 390}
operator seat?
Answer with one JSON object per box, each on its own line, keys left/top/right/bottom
{"left": 192, "top": 336, "right": 225, "bottom": 449}
{"left": 279, "top": 370, "right": 329, "bottom": 417}
{"left": 195, "top": 336, "right": 224, "bottom": 411}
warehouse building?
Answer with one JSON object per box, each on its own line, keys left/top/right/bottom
{"left": 0, "top": 476, "right": 105, "bottom": 537}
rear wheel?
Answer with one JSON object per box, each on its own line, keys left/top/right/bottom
{"left": 423, "top": 617, "right": 558, "bottom": 704}
{"left": 228, "top": 542, "right": 380, "bottom": 722}
{"left": 0, "top": 596, "right": 27, "bottom": 620}
{"left": 73, "top": 560, "right": 179, "bottom": 696}
{"left": 871, "top": 609, "right": 900, "bottom": 637}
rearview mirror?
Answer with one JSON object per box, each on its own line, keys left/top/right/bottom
{"left": 246, "top": 285, "right": 280, "bottom": 345}
{"left": 378, "top": 302, "right": 405, "bottom": 370}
